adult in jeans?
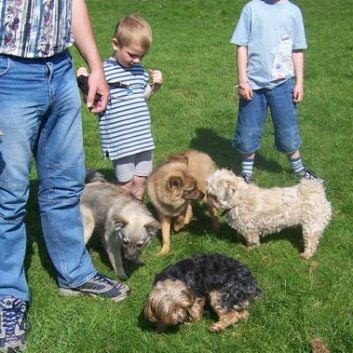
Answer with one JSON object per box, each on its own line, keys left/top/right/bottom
{"left": 0, "top": 1, "right": 130, "bottom": 352}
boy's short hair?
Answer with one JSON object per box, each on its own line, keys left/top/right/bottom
{"left": 113, "top": 15, "right": 152, "bottom": 51}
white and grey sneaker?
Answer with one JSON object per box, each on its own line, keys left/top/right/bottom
{"left": 241, "top": 173, "right": 253, "bottom": 184}
{"left": 0, "top": 297, "right": 28, "bottom": 353}
{"left": 59, "top": 273, "right": 130, "bottom": 303}
{"left": 296, "top": 169, "right": 324, "bottom": 183}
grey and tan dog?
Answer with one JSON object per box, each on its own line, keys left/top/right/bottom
{"left": 81, "top": 171, "right": 161, "bottom": 280}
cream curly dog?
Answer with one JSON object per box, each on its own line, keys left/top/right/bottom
{"left": 206, "top": 169, "right": 332, "bottom": 259}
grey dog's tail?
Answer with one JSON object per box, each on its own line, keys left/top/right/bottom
{"left": 85, "top": 169, "right": 106, "bottom": 184}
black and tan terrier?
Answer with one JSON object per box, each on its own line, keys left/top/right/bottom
{"left": 144, "top": 253, "right": 262, "bottom": 333}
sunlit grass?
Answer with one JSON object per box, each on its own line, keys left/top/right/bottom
{"left": 26, "top": 1, "right": 353, "bottom": 352}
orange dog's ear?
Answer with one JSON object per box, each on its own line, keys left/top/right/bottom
{"left": 174, "top": 154, "right": 189, "bottom": 166}
{"left": 168, "top": 176, "right": 183, "bottom": 190}
{"left": 164, "top": 154, "right": 189, "bottom": 166}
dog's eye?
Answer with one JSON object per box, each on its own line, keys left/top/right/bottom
{"left": 122, "top": 238, "right": 130, "bottom": 246}
{"left": 136, "top": 241, "right": 145, "bottom": 248}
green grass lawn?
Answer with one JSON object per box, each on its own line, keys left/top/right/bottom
{"left": 25, "top": 1, "right": 353, "bottom": 352}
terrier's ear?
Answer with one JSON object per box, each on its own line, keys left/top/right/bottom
{"left": 144, "top": 296, "right": 159, "bottom": 323}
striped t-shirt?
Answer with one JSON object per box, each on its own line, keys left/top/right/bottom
{"left": 0, "top": 0, "right": 73, "bottom": 58}
{"left": 98, "top": 59, "right": 155, "bottom": 160}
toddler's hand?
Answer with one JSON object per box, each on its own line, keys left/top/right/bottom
{"left": 149, "top": 70, "right": 163, "bottom": 86}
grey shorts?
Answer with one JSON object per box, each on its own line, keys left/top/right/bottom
{"left": 112, "top": 150, "right": 153, "bottom": 182}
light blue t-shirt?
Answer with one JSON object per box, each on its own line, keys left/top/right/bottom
{"left": 230, "top": 0, "right": 307, "bottom": 90}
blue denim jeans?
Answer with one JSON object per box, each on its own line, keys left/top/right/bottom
{"left": 233, "top": 79, "right": 301, "bottom": 155}
{"left": 0, "top": 51, "right": 96, "bottom": 301}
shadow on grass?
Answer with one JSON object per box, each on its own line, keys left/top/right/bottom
{"left": 25, "top": 180, "right": 57, "bottom": 284}
{"left": 86, "top": 235, "right": 145, "bottom": 280}
{"left": 24, "top": 168, "right": 303, "bottom": 286}
{"left": 137, "top": 306, "right": 182, "bottom": 334}
{"left": 190, "top": 206, "right": 304, "bottom": 254}
{"left": 25, "top": 176, "right": 142, "bottom": 284}
{"left": 147, "top": 196, "right": 305, "bottom": 257}
{"left": 188, "top": 127, "right": 283, "bottom": 174}
{"left": 173, "top": 200, "right": 305, "bottom": 254}
{"left": 260, "top": 227, "right": 303, "bottom": 254}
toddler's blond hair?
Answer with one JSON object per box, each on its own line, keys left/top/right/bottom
{"left": 113, "top": 15, "right": 152, "bottom": 51}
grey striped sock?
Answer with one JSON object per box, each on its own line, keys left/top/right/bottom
{"left": 242, "top": 158, "right": 254, "bottom": 176}
{"left": 291, "top": 157, "right": 305, "bottom": 174}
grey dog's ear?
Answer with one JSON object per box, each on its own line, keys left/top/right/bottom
{"left": 145, "top": 220, "right": 161, "bottom": 236}
{"left": 168, "top": 176, "right": 183, "bottom": 190}
{"left": 111, "top": 215, "right": 128, "bottom": 230}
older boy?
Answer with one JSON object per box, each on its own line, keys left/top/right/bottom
{"left": 231, "top": 0, "right": 323, "bottom": 183}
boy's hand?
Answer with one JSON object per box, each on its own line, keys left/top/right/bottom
{"left": 149, "top": 70, "right": 163, "bottom": 86}
{"left": 293, "top": 83, "right": 304, "bottom": 103}
{"left": 238, "top": 82, "right": 253, "bottom": 101}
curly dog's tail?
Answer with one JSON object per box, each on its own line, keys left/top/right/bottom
{"left": 85, "top": 169, "right": 106, "bottom": 184}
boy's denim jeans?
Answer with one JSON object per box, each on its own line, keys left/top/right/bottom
{"left": 0, "top": 51, "right": 96, "bottom": 301}
{"left": 233, "top": 78, "right": 301, "bottom": 155}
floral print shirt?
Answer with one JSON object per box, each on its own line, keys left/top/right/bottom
{"left": 0, "top": 0, "right": 74, "bottom": 58}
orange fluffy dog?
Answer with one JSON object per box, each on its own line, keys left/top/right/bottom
{"left": 147, "top": 150, "right": 219, "bottom": 255}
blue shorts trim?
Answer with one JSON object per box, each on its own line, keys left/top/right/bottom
{"left": 233, "top": 79, "right": 301, "bottom": 154}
